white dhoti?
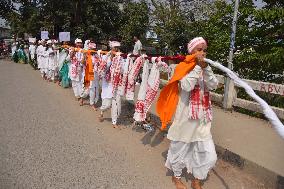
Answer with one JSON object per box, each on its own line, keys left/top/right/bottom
{"left": 42, "top": 56, "right": 49, "bottom": 76}
{"left": 38, "top": 56, "right": 44, "bottom": 77}
{"left": 48, "top": 69, "right": 55, "bottom": 80}
{"left": 165, "top": 139, "right": 217, "bottom": 180}
{"left": 100, "top": 77, "right": 121, "bottom": 125}
{"left": 72, "top": 80, "right": 83, "bottom": 98}
{"left": 80, "top": 87, "right": 89, "bottom": 99}
{"left": 89, "top": 73, "right": 100, "bottom": 105}
{"left": 70, "top": 64, "right": 84, "bottom": 98}
{"left": 47, "top": 55, "right": 56, "bottom": 81}
{"left": 111, "top": 93, "right": 121, "bottom": 125}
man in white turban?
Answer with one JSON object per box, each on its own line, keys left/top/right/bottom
{"left": 99, "top": 40, "right": 123, "bottom": 129}
{"left": 165, "top": 37, "right": 219, "bottom": 189}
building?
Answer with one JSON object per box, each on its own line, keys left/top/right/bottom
{"left": 0, "top": 18, "right": 11, "bottom": 39}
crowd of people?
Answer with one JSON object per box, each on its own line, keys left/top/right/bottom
{"left": 11, "top": 36, "right": 219, "bottom": 189}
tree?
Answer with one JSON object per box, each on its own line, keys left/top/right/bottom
{"left": 5, "top": 0, "right": 124, "bottom": 41}
{"left": 151, "top": 0, "right": 191, "bottom": 55}
{"left": 118, "top": 0, "right": 150, "bottom": 51}
{"left": 0, "top": 0, "right": 14, "bottom": 20}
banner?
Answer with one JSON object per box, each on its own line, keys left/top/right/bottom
{"left": 41, "top": 31, "right": 49, "bottom": 40}
{"left": 28, "top": 38, "right": 36, "bottom": 43}
{"left": 59, "top": 32, "right": 70, "bottom": 42}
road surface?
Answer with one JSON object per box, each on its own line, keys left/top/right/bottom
{"left": 0, "top": 59, "right": 267, "bottom": 189}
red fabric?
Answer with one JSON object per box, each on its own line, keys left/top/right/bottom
{"left": 189, "top": 85, "right": 212, "bottom": 122}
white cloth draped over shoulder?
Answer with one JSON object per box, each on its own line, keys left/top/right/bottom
{"left": 134, "top": 57, "right": 169, "bottom": 122}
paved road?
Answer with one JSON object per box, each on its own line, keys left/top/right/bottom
{"left": 0, "top": 60, "right": 267, "bottom": 189}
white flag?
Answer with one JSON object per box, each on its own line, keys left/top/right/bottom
{"left": 41, "top": 31, "right": 49, "bottom": 40}
{"left": 59, "top": 32, "right": 70, "bottom": 42}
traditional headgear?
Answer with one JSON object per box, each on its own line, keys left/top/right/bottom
{"left": 47, "top": 40, "right": 52, "bottom": 44}
{"left": 109, "top": 41, "right": 121, "bottom": 48}
{"left": 187, "top": 37, "right": 207, "bottom": 54}
{"left": 75, "top": 38, "right": 82, "bottom": 43}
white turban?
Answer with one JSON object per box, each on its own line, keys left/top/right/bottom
{"left": 47, "top": 40, "right": 52, "bottom": 44}
{"left": 75, "top": 38, "right": 82, "bottom": 44}
{"left": 187, "top": 37, "right": 207, "bottom": 54}
{"left": 109, "top": 41, "right": 121, "bottom": 48}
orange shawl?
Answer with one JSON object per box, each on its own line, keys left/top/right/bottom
{"left": 156, "top": 54, "right": 196, "bottom": 130}
{"left": 84, "top": 51, "right": 94, "bottom": 88}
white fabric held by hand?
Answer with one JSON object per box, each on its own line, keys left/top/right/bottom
{"left": 205, "top": 58, "right": 284, "bottom": 139}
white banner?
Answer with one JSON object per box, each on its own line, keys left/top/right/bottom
{"left": 41, "top": 31, "right": 49, "bottom": 40}
{"left": 28, "top": 38, "right": 36, "bottom": 43}
{"left": 59, "top": 32, "right": 70, "bottom": 42}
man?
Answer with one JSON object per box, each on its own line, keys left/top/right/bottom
{"left": 157, "top": 37, "right": 218, "bottom": 189}
{"left": 46, "top": 40, "right": 56, "bottom": 82}
{"left": 11, "top": 39, "right": 18, "bottom": 58}
{"left": 69, "top": 38, "right": 84, "bottom": 100}
{"left": 99, "top": 40, "right": 123, "bottom": 129}
{"left": 133, "top": 36, "right": 142, "bottom": 55}
{"left": 37, "top": 40, "right": 44, "bottom": 74}
{"left": 79, "top": 39, "right": 99, "bottom": 108}
{"left": 89, "top": 41, "right": 100, "bottom": 110}
{"left": 29, "top": 40, "right": 37, "bottom": 69}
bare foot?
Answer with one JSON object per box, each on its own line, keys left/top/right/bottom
{"left": 191, "top": 179, "right": 202, "bottom": 189}
{"left": 91, "top": 105, "right": 97, "bottom": 111}
{"left": 79, "top": 98, "right": 83, "bottom": 106}
{"left": 172, "top": 176, "right": 187, "bottom": 189}
{"left": 99, "top": 115, "right": 104, "bottom": 122}
{"left": 112, "top": 124, "right": 121, "bottom": 129}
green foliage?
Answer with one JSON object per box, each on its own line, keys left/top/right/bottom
{"left": 118, "top": 1, "right": 149, "bottom": 51}
{"left": 0, "top": 0, "right": 14, "bottom": 20}
{"left": 6, "top": 0, "right": 123, "bottom": 41}
{"left": 151, "top": 0, "right": 191, "bottom": 55}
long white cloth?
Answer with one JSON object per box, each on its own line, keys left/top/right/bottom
{"left": 205, "top": 58, "right": 284, "bottom": 139}
{"left": 134, "top": 58, "right": 168, "bottom": 122}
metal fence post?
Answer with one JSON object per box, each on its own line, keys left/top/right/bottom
{"left": 223, "top": 0, "right": 240, "bottom": 110}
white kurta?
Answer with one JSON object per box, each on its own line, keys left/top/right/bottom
{"left": 41, "top": 48, "right": 49, "bottom": 74}
{"left": 167, "top": 65, "right": 218, "bottom": 143}
{"left": 70, "top": 51, "right": 84, "bottom": 98}
{"left": 36, "top": 45, "right": 43, "bottom": 69}
{"left": 46, "top": 47, "right": 56, "bottom": 80}
{"left": 101, "top": 54, "right": 113, "bottom": 100}
{"left": 11, "top": 42, "right": 17, "bottom": 56}
{"left": 100, "top": 54, "right": 125, "bottom": 125}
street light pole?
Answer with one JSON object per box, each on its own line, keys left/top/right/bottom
{"left": 223, "top": 0, "right": 240, "bottom": 110}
